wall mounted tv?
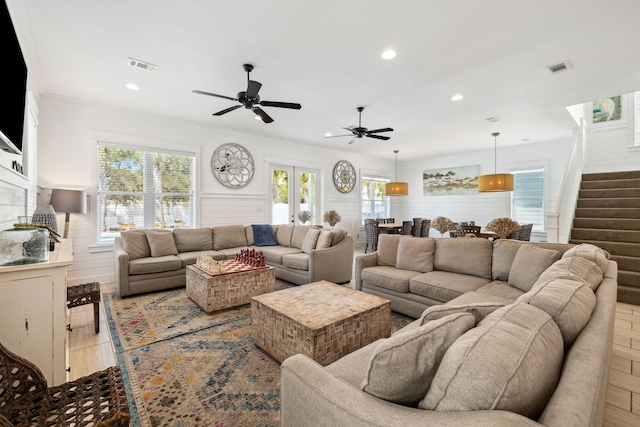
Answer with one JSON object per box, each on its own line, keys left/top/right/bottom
{"left": 0, "top": 0, "right": 27, "bottom": 155}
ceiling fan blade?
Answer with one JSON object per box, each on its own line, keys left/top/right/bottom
{"left": 252, "top": 107, "right": 274, "bottom": 123}
{"left": 323, "top": 134, "right": 354, "bottom": 139}
{"left": 192, "top": 89, "right": 238, "bottom": 101}
{"left": 259, "top": 100, "right": 302, "bottom": 109}
{"left": 366, "top": 134, "right": 391, "bottom": 140}
{"left": 348, "top": 137, "right": 357, "bottom": 145}
{"left": 366, "top": 127, "right": 394, "bottom": 134}
{"left": 246, "top": 80, "right": 262, "bottom": 99}
{"left": 213, "top": 105, "right": 242, "bottom": 116}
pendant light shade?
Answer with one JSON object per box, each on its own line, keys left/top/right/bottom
{"left": 478, "top": 132, "right": 514, "bottom": 192}
{"left": 385, "top": 150, "right": 409, "bottom": 196}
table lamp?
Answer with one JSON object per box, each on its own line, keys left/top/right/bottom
{"left": 50, "top": 189, "right": 87, "bottom": 238}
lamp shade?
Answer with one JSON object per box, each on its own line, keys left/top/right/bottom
{"left": 478, "top": 173, "right": 514, "bottom": 192}
{"left": 50, "top": 189, "right": 87, "bottom": 214}
{"left": 386, "top": 181, "right": 409, "bottom": 196}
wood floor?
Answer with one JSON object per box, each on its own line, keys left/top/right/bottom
{"left": 69, "top": 282, "right": 640, "bottom": 426}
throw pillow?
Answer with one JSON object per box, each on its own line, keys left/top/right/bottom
{"left": 276, "top": 224, "right": 295, "bottom": 247}
{"left": 361, "top": 312, "right": 475, "bottom": 406}
{"left": 301, "top": 228, "right": 321, "bottom": 253}
{"left": 252, "top": 224, "right": 278, "bottom": 246}
{"left": 145, "top": 230, "right": 178, "bottom": 257}
{"left": 535, "top": 257, "right": 604, "bottom": 291}
{"left": 172, "top": 228, "right": 212, "bottom": 252}
{"left": 517, "top": 278, "right": 596, "bottom": 347}
{"left": 395, "top": 237, "right": 435, "bottom": 273}
{"left": 420, "top": 303, "right": 564, "bottom": 420}
{"left": 508, "top": 245, "right": 561, "bottom": 292}
{"left": 315, "top": 229, "right": 332, "bottom": 249}
{"left": 120, "top": 229, "right": 150, "bottom": 260}
{"left": 562, "top": 243, "right": 610, "bottom": 272}
{"left": 420, "top": 302, "right": 506, "bottom": 326}
{"left": 377, "top": 234, "right": 402, "bottom": 267}
{"left": 213, "top": 225, "right": 248, "bottom": 250}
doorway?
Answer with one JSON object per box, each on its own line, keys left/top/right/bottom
{"left": 271, "top": 165, "right": 320, "bottom": 225}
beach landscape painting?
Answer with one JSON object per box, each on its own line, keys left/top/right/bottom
{"left": 423, "top": 165, "right": 479, "bottom": 195}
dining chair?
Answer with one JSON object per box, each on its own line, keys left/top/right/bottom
{"left": 364, "top": 220, "right": 379, "bottom": 253}
{"left": 411, "top": 218, "right": 424, "bottom": 237}
{"left": 400, "top": 221, "right": 412, "bottom": 235}
{"left": 420, "top": 219, "right": 431, "bottom": 237}
{"left": 385, "top": 218, "right": 395, "bottom": 223}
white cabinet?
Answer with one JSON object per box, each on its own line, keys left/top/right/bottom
{"left": 0, "top": 239, "right": 72, "bottom": 386}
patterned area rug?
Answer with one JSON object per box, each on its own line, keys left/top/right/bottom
{"left": 104, "top": 282, "right": 413, "bottom": 427}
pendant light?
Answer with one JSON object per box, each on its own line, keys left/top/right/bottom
{"left": 385, "top": 150, "right": 409, "bottom": 196}
{"left": 478, "top": 132, "right": 514, "bottom": 192}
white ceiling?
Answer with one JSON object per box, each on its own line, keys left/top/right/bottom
{"left": 10, "top": 0, "right": 640, "bottom": 160}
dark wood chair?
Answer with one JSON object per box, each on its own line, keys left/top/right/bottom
{"left": 0, "top": 342, "right": 130, "bottom": 427}
{"left": 400, "top": 220, "right": 413, "bottom": 235}
{"left": 364, "top": 220, "right": 379, "bottom": 253}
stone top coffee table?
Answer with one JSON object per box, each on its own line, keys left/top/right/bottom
{"left": 251, "top": 280, "right": 391, "bottom": 366}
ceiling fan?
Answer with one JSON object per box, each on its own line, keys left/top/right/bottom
{"left": 192, "top": 64, "right": 301, "bottom": 124}
{"left": 325, "top": 106, "right": 393, "bottom": 144}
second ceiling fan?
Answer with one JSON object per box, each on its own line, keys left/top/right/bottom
{"left": 325, "top": 106, "right": 393, "bottom": 144}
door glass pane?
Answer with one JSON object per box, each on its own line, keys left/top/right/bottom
{"left": 299, "top": 171, "right": 317, "bottom": 224}
{"left": 272, "top": 169, "right": 289, "bottom": 224}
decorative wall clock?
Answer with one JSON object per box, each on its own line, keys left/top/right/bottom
{"left": 211, "top": 143, "right": 255, "bottom": 188}
{"left": 333, "top": 160, "right": 356, "bottom": 193}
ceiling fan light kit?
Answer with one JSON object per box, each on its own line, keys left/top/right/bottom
{"left": 386, "top": 149, "right": 409, "bottom": 196}
{"left": 478, "top": 132, "right": 514, "bottom": 192}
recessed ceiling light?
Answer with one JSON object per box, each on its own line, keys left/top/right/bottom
{"left": 126, "top": 83, "right": 139, "bottom": 91}
{"left": 381, "top": 49, "right": 397, "bottom": 60}
{"left": 451, "top": 94, "right": 464, "bottom": 101}
{"left": 324, "top": 132, "right": 332, "bottom": 137}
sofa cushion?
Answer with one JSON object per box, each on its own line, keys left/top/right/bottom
{"left": 361, "top": 313, "right": 475, "bottom": 406}
{"left": 315, "top": 229, "right": 332, "bottom": 249}
{"left": 252, "top": 224, "right": 279, "bottom": 246}
{"left": 508, "top": 244, "right": 560, "bottom": 292}
{"left": 301, "top": 228, "right": 320, "bottom": 254}
{"left": 213, "top": 225, "right": 248, "bottom": 250}
{"left": 409, "top": 271, "right": 491, "bottom": 303}
{"left": 173, "top": 228, "right": 212, "bottom": 252}
{"left": 361, "top": 266, "right": 421, "bottom": 293}
{"left": 445, "top": 290, "right": 515, "bottom": 306}
{"left": 562, "top": 243, "right": 610, "bottom": 272}
{"left": 276, "top": 224, "right": 295, "bottom": 247}
{"left": 475, "top": 280, "right": 525, "bottom": 302}
{"left": 120, "top": 230, "right": 151, "bottom": 260}
{"left": 420, "top": 303, "right": 564, "bottom": 420}
{"left": 396, "top": 237, "right": 435, "bottom": 273}
{"left": 245, "top": 225, "right": 254, "bottom": 246}
{"left": 419, "top": 302, "right": 506, "bottom": 326}
{"left": 434, "top": 238, "right": 493, "bottom": 279}
{"left": 377, "top": 234, "right": 402, "bottom": 267}
{"left": 282, "top": 253, "right": 309, "bottom": 271}
{"left": 517, "top": 278, "right": 596, "bottom": 347}
{"left": 330, "top": 229, "right": 347, "bottom": 246}
{"left": 146, "top": 230, "right": 179, "bottom": 257}
{"left": 291, "top": 225, "right": 311, "bottom": 249}
{"left": 129, "top": 255, "right": 182, "bottom": 275}
{"left": 262, "top": 246, "right": 303, "bottom": 264}
{"left": 536, "top": 257, "right": 604, "bottom": 291}
{"left": 491, "top": 239, "right": 526, "bottom": 280}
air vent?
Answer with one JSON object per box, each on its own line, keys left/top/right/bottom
{"left": 128, "top": 58, "right": 158, "bottom": 72}
{"left": 546, "top": 61, "right": 572, "bottom": 74}
{"left": 485, "top": 116, "right": 500, "bottom": 123}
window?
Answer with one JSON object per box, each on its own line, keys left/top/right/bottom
{"left": 97, "top": 143, "right": 196, "bottom": 242}
{"left": 511, "top": 169, "right": 544, "bottom": 232}
{"left": 361, "top": 176, "right": 389, "bottom": 224}
{"left": 635, "top": 91, "right": 640, "bottom": 146}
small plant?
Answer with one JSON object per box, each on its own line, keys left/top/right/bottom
{"left": 323, "top": 210, "right": 341, "bottom": 228}
{"left": 486, "top": 217, "right": 521, "bottom": 239}
{"left": 298, "top": 210, "right": 312, "bottom": 224}
{"left": 430, "top": 216, "right": 457, "bottom": 237}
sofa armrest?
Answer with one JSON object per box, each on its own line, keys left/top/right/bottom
{"left": 308, "top": 235, "right": 354, "bottom": 284}
{"left": 281, "top": 354, "right": 541, "bottom": 427}
{"left": 113, "top": 237, "right": 131, "bottom": 297}
{"left": 354, "top": 253, "right": 378, "bottom": 290}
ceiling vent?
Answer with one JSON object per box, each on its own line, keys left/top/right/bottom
{"left": 128, "top": 58, "right": 158, "bottom": 72}
{"left": 485, "top": 116, "right": 500, "bottom": 123}
{"left": 546, "top": 61, "right": 572, "bottom": 74}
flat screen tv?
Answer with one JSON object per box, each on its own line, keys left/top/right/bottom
{"left": 0, "top": 0, "right": 27, "bottom": 155}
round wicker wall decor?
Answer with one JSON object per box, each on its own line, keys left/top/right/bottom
{"left": 211, "top": 143, "right": 255, "bottom": 189}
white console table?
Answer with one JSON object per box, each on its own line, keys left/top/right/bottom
{"left": 0, "top": 239, "right": 73, "bottom": 386}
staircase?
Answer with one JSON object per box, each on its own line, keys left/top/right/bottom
{"left": 570, "top": 170, "right": 640, "bottom": 305}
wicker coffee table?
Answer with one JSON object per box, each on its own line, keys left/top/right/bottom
{"left": 251, "top": 280, "right": 391, "bottom": 366}
{"left": 186, "top": 261, "right": 276, "bottom": 313}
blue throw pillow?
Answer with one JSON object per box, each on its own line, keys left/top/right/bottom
{"left": 252, "top": 224, "right": 278, "bottom": 246}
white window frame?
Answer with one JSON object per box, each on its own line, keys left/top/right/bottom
{"left": 361, "top": 175, "right": 390, "bottom": 224}
{"left": 510, "top": 168, "right": 545, "bottom": 233}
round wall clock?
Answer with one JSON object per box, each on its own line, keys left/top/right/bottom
{"left": 211, "top": 143, "right": 255, "bottom": 189}
{"left": 333, "top": 160, "right": 356, "bottom": 193}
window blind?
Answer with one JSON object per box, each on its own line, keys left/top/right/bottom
{"left": 511, "top": 169, "right": 544, "bottom": 232}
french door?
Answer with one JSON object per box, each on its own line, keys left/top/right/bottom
{"left": 271, "top": 165, "right": 320, "bottom": 225}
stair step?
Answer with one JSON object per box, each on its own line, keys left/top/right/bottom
{"left": 610, "top": 255, "right": 640, "bottom": 271}
{"left": 618, "top": 270, "right": 640, "bottom": 287}
{"left": 574, "top": 208, "right": 640, "bottom": 219}
{"left": 617, "top": 285, "right": 640, "bottom": 305}
{"left": 578, "top": 188, "right": 640, "bottom": 199}
{"left": 568, "top": 239, "right": 640, "bottom": 257}
{"left": 570, "top": 228, "right": 640, "bottom": 244}
{"left": 576, "top": 197, "right": 640, "bottom": 208}
{"left": 582, "top": 170, "right": 640, "bottom": 181}
{"left": 581, "top": 178, "right": 640, "bottom": 189}
{"left": 572, "top": 218, "right": 640, "bottom": 230}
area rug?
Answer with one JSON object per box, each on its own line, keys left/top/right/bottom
{"left": 104, "top": 282, "right": 413, "bottom": 427}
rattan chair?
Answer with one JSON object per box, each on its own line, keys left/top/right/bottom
{"left": 507, "top": 223, "right": 533, "bottom": 241}
{"left": 400, "top": 220, "right": 413, "bottom": 235}
{"left": 385, "top": 218, "right": 395, "bottom": 224}
{"left": 0, "top": 342, "right": 130, "bottom": 427}
{"left": 455, "top": 225, "right": 481, "bottom": 237}
{"left": 411, "top": 218, "right": 424, "bottom": 237}
{"left": 364, "top": 220, "right": 379, "bottom": 253}
{"left": 420, "top": 219, "right": 431, "bottom": 237}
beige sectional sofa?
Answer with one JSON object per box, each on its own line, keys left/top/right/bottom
{"left": 281, "top": 236, "right": 618, "bottom": 426}
{"left": 114, "top": 224, "right": 354, "bottom": 297}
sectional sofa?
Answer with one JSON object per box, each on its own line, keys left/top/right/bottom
{"left": 114, "top": 224, "right": 354, "bottom": 297}
{"left": 281, "top": 235, "right": 618, "bottom": 426}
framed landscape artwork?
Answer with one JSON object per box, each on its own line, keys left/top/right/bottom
{"left": 593, "top": 95, "right": 622, "bottom": 123}
{"left": 423, "top": 165, "right": 479, "bottom": 196}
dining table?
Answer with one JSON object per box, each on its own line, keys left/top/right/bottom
{"left": 377, "top": 223, "right": 403, "bottom": 234}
